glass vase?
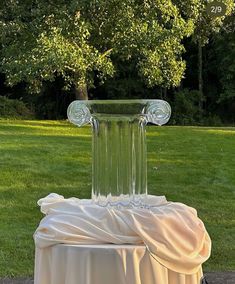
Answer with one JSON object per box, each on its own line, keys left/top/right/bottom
{"left": 67, "top": 100, "right": 171, "bottom": 207}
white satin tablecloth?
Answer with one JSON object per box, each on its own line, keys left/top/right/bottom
{"left": 34, "top": 194, "right": 211, "bottom": 284}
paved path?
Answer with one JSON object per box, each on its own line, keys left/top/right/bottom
{"left": 0, "top": 272, "right": 234, "bottom": 283}
{"left": 204, "top": 272, "right": 235, "bottom": 283}
{"left": 0, "top": 279, "right": 33, "bottom": 284}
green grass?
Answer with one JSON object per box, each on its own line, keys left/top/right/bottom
{"left": 0, "top": 119, "right": 234, "bottom": 276}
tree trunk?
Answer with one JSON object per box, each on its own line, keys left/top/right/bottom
{"left": 74, "top": 83, "right": 88, "bottom": 100}
{"left": 163, "top": 87, "right": 167, "bottom": 99}
{"left": 198, "top": 39, "right": 203, "bottom": 114}
{"left": 160, "top": 87, "right": 163, "bottom": 99}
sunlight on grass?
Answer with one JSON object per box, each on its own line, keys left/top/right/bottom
{"left": 148, "top": 158, "right": 187, "bottom": 164}
{"left": 0, "top": 119, "right": 91, "bottom": 137}
{"left": 194, "top": 128, "right": 235, "bottom": 135}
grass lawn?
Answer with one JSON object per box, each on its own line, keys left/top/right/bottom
{"left": 0, "top": 119, "right": 234, "bottom": 277}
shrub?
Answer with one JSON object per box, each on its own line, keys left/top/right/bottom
{"left": 0, "top": 96, "right": 34, "bottom": 119}
{"left": 203, "top": 114, "right": 223, "bottom": 126}
{"left": 171, "top": 89, "right": 203, "bottom": 125}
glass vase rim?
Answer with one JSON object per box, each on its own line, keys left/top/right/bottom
{"left": 74, "top": 99, "right": 168, "bottom": 105}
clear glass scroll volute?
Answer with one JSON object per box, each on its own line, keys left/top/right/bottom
{"left": 67, "top": 100, "right": 171, "bottom": 207}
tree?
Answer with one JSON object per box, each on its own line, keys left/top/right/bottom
{"left": 212, "top": 12, "right": 235, "bottom": 122}
{"left": 0, "top": 0, "right": 202, "bottom": 99}
{"left": 191, "top": 0, "right": 234, "bottom": 113}
{"left": 0, "top": 1, "right": 114, "bottom": 100}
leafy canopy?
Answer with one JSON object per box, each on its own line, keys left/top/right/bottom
{"left": 0, "top": 0, "right": 212, "bottom": 93}
{"left": 191, "top": 0, "right": 234, "bottom": 44}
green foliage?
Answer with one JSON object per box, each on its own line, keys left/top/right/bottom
{"left": 0, "top": 4, "right": 114, "bottom": 93}
{"left": 0, "top": 1, "right": 234, "bottom": 124}
{"left": 0, "top": 0, "right": 201, "bottom": 94}
{"left": 171, "top": 89, "right": 224, "bottom": 126}
{"left": 192, "top": 0, "right": 234, "bottom": 45}
{"left": 171, "top": 89, "right": 203, "bottom": 125}
{"left": 0, "top": 96, "right": 34, "bottom": 119}
{"left": 92, "top": 60, "right": 155, "bottom": 100}
{"left": 203, "top": 114, "right": 222, "bottom": 126}
{"left": 214, "top": 24, "right": 235, "bottom": 104}
{"left": 202, "top": 12, "right": 235, "bottom": 124}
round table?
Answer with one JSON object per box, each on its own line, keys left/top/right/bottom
{"left": 34, "top": 244, "right": 203, "bottom": 284}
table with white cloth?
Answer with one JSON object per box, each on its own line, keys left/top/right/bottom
{"left": 34, "top": 194, "right": 211, "bottom": 284}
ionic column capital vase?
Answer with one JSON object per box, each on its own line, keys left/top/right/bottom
{"left": 68, "top": 100, "right": 171, "bottom": 207}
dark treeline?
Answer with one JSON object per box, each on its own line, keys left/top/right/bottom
{"left": 0, "top": 1, "right": 234, "bottom": 125}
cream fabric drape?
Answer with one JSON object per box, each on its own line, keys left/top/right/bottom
{"left": 34, "top": 193, "right": 211, "bottom": 283}
{"left": 35, "top": 244, "right": 204, "bottom": 284}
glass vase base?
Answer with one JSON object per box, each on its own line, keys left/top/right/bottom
{"left": 92, "top": 193, "right": 149, "bottom": 208}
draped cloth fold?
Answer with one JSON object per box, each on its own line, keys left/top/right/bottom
{"left": 34, "top": 193, "right": 211, "bottom": 275}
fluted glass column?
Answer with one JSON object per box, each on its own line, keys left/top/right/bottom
{"left": 68, "top": 100, "right": 171, "bottom": 207}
